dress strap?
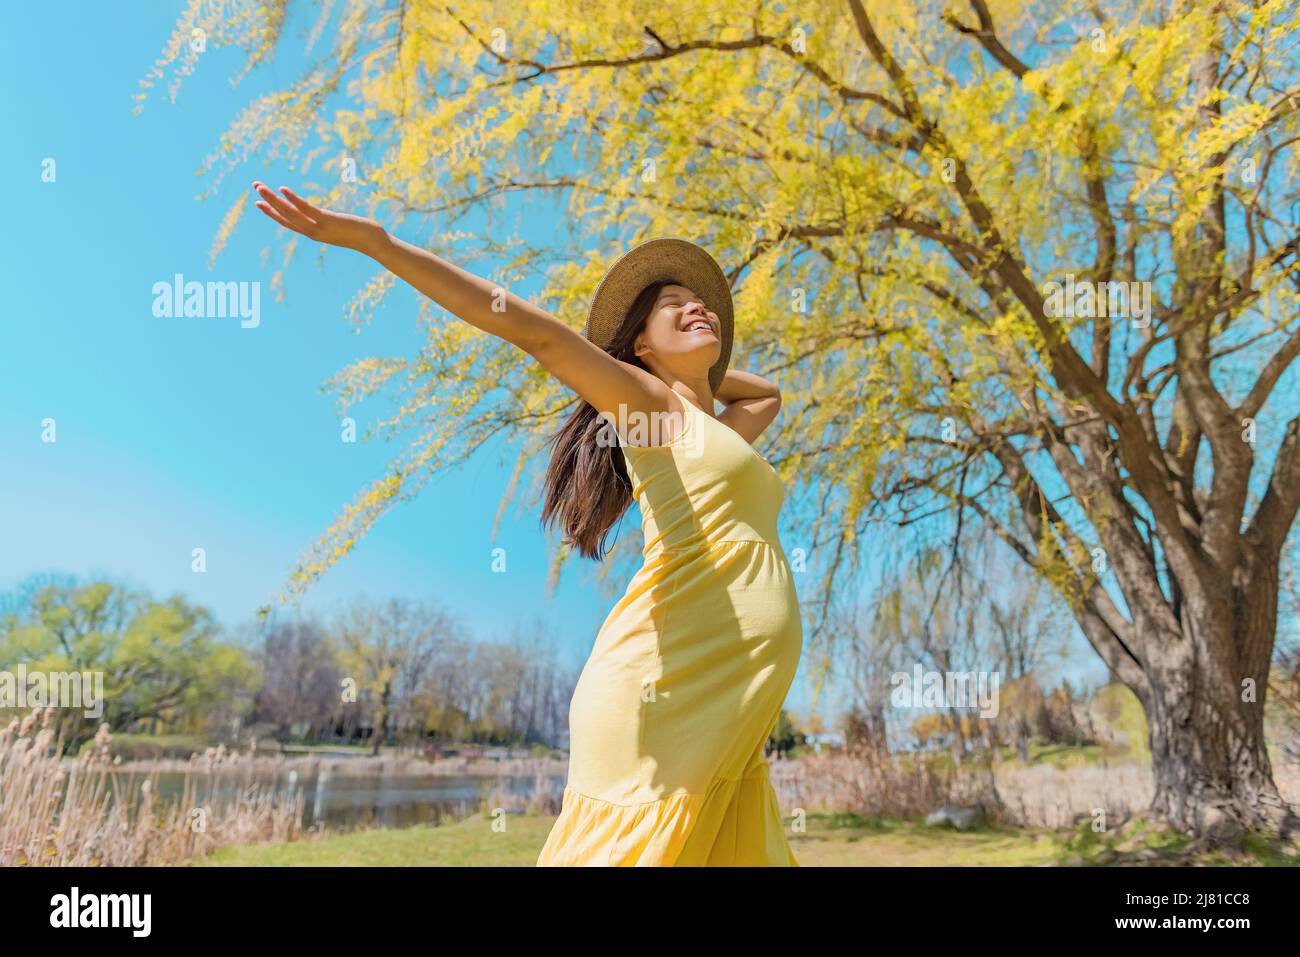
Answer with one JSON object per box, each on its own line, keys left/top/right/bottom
{"left": 621, "top": 391, "right": 700, "bottom": 452}
{"left": 671, "top": 391, "right": 708, "bottom": 422}
{"left": 667, "top": 389, "right": 701, "bottom": 446}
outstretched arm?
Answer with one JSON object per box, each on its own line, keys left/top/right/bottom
{"left": 251, "top": 182, "right": 676, "bottom": 425}
{"left": 715, "top": 368, "right": 781, "bottom": 444}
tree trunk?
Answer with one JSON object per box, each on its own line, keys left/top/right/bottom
{"left": 371, "top": 680, "right": 392, "bottom": 757}
{"left": 1143, "top": 672, "right": 1295, "bottom": 843}
{"left": 1133, "top": 580, "right": 1298, "bottom": 844}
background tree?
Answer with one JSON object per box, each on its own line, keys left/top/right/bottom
{"left": 0, "top": 580, "right": 256, "bottom": 749}
{"left": 986, "top": 574, "right": 1072, "bottom": 757}
{"left": 881, "top": 550, "right": 981, "bottom": 765}
{"left": 145, "top": 0, "right": 1300, "bottom": 841}
{"left": 334, "top": 597, "right": 449, "bottom": 754}
{"left": 251, "top": 617, "right": 343, "bottom": 741}
{"left": 767, "top": 708, "right": 804, "bottom": 758}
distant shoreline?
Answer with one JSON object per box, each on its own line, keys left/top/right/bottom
{"left": 88, "top": 752, "right": 571, "bottom": 779}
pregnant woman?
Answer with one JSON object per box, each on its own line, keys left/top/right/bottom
{"left": 252, "top": 182, "right": 803, "bottom": 866}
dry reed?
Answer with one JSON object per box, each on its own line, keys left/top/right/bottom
{"left": 770, "top": 745, "right": 1300, "bottom": 832}
{"left": 0, "top": 707, "right": 305, "bottom": 866}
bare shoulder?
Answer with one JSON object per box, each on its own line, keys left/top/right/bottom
{"left": 599, "top": 362, "right": 691, "bottom": 448}
{"left": 716, "top": 388, "right": 782, "bottom": 445}
{"left": 595, "top": 359, "right": 676, "bottom": 416}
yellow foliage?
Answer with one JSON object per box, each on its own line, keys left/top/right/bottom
{"left": 136, "top": 1, "right": 1300, "bottom": 630}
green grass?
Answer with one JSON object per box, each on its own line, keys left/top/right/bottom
{"left": 198, "top": 811, "right": 1075, "bottom": 867}
{"left": 79, "top": 732, "right": 211, "bottom": 760}
{"left": 199, "top": 805, "right": 1300, "bottom": 867}
{"left": 793, "top": 812, "right": 1068, "bottom": 866}
{"left": 998, "top": 741, "right": 1125, "bottom": 768}
{"left": 199, "top": 814, "right": 555, "bottom": 867}
{"left": 1056, "top": 814, "right": 1300, "bottom": 866}
{"left": 274, "top": 742, "right": 374, "bottom": 754}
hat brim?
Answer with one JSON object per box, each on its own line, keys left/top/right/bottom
{"left": 582, "top": 237, "right": 733, "bottom": 392}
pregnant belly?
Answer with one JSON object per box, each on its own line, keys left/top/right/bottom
{"left": 567, "top": 541, "right": 802, "bottom": 801}
{"left": 656, "top": 540, "right": 803, "bottom": 667}
{"left": 642, "top": 542, "right": 802, "bottom": 790}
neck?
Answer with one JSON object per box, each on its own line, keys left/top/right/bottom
{"left": 667, "top": 376, "right": 714, "bottom": 416}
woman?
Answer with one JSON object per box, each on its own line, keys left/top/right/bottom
{"left": 252, "top": 182, "right": 803, "bottom": 866}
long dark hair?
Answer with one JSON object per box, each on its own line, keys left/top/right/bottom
{"left": 540, "top": 279, "right": 679, "bottom": 561}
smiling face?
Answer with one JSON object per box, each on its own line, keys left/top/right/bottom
{"left": 632, "top": 283, "right": 721, "bottom": 385}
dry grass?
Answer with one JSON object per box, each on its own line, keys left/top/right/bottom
{"left": 771, "top": 747, "right": 1006, "bottom": 822}
{"left": 0, "top": 707, "right": 305, "bottom": 866}
{"left": 991, "top": 761, "right": 1153, "bottom": 829}
{"left": 771, "top": 746, "right": 1300, "bottom": 833}
{"left": 10, "top": 702, "right": 1296, "bottom": 865}
{"left": 484, "top": 770, "right": 566, "bottom": 816}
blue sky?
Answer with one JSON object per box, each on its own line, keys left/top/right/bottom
{"left": 0, "top": 1, "right": 1128, "bottom": 727}
{"left": 0, "top": 1, "right": 626, "bottom": 679}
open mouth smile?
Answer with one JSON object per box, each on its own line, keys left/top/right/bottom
{"left": 683, "top": 317, "right": 716, "bottom": 336}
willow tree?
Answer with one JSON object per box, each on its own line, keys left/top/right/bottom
{"left": 142, "top": 0, "right": 1300, "bottom": 842}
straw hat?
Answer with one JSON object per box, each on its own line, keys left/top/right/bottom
{"left": 582, "top": 237, "right": 734, "bottom": 391}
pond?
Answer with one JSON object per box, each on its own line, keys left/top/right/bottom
{"left": 104, "top": 767, "right": 564, "bottom": 831}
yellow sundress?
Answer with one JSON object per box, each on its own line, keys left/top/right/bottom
{"left": 537, "top": 389, "right": 803, "bottom": 866}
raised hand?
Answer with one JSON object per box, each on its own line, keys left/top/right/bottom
{"left": 251, "top": 182, "right": 385, "bottom": 254}
{"left": 248, "top": 183, "right": 702, "bottom": 451}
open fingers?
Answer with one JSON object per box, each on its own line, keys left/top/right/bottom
{"left": 278, "top": 185, "right": 323, "bottom": 218}
{"left": 254, "top": 199, "right": 300, "bottom": 234}
{"left": 253, "top": 182, "right": 317, "bottom": 233}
